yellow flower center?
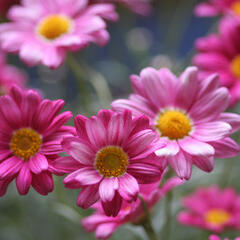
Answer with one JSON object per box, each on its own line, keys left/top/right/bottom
{"left": 38, "top": 14, "right": 72, "bottom": 40}
{"left": 10, "top": 128, "right": 42, "bottom": 160}
{"left": 205, "top": 209, "right": 231, "bottom": 226}
{"left": 231, "top": 55, "right": 240, "bottom": 78}
{"left": 95, "top": 146, "right": 128, "bottom": 177}
{"left": 155, "top": 110, "right": 192, "bottom": 140}
{"left": 232, "top": 1, "right": 240, "bottom": 15}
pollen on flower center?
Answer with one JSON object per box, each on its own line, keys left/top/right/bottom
{"left": 38, "top": 15, "right": 72, "bottom": 40}
{"left": 156, "top": 110, "right": 192, "bottom": 140}
{"left": 205, "top": 209, "right": 231, "bottom": 226}
{"left": 10, "top": 128, "right": 42, "bottom": 160}
{"left": 95, "top": 146, "right": 128, "bottom": 177}
{"left": 232, "top": 1, "right": 240, "bottom": 15}
{"left": 231, "top": 55, "right": 240, "bottom": 78}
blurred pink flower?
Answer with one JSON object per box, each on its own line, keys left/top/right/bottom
{"left": 193, "top": 17, "right": 240, "bottom": 106}
{"left": 178, "top": 186, "right": 240, "bottom": 233}
{"left": 210, "top": 235, "right": 240, "bottom": 240}
{"left": 0, "top": 51, "right": 26, "bottom": 96}
{"left": 90, "top": 0, "right": 152, "bottom": 15}
{"left": 0, "top": 0, "right": 19, "bottom": 15}
{"left": 0, "top": 85, "right": 73, "bottom": 196}
{"left": 112, "top": 66, "right": 240, "bottom": 180}
{"left": 195, "top": 0, "right": 240, "bottom": 18}
{"left": 60, "top": 109, "right": 165, "bottom": 217}
{"left": 82, "top": 176, "right": 184, "bottom": 240}
{"left": 0, "top": 0, "right": 118, "bottom": 69}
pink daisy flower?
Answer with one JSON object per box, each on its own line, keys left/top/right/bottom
{"left": 112, "top": 66, "right": 240, "bottom": 180}
{"left": 0, "top": 50, "right": 26, "bottom": 96}
{"left": 82, "top": 176, "right": 184, "bottom": 240}
{"left": 89, "top": 0, "right": 152, "bottom": 16}
{"left": 0, "top": 85, "right": 73, "bottom": 196}
{"left": 0, "top": 0, "right": 19, "bottom": 15}
{"left": 193, "top": 17, "right": 240, "bottom": 106}
{"left": 194, "top": 0, "right": 240, "bottom": 18}
{"left": 178, "top": 186, "right": 240, "bottom": 233}
{"left": 0, "top": 0, "right": 118, "bottom": 69}
{"left": 61, "top": 109, "right": 165, "bottom": 217}
{"left": 210, "top": 235, "right": 240, "bottom": 240}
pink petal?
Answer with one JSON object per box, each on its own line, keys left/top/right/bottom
{"left": 97, "top": 109, "right": 112, "bottom": 129}
{"left": 155, "top": 140, "right": 179, "bottom": 157}
{"left": 194, "top": 3, "right": 220, "bottom": 17}
{"left": 219, "top": 113, "right": 240, "bottom": 133}
{"left": 29, "top": 153, "right": 48, "bottom": 174}
{"left": 16, "top": 163, "right": 32, "bottom": 195}
{"left": 96, "top": 223, "right": 118, "bottom": 240}
{"left": 192, "top": 155, "right": 214, "bottom": 172}
{"left": 32, "top": 172, "right": 53, "bottom": 195}
{"left": 99, "top": 177, "right": 118, "bottom": 202}
{"left": 74, "top": 115, "right": 89, "bottom": 140}
{"left": 0, "top": 156, "right": 23, "bottom": 179}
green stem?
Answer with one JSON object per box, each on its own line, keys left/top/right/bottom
{"left": 139, "top": 195, "right": 158, "bottom": 240}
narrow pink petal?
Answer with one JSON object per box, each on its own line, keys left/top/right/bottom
{"left": 32, "top": 172, "right": 53, "bottom": 195}
{"left": 219, "top": 113, "right": 240, "bottom": 133}
{"left": 29, "top": 153, "right": 48, "bottom": 174}
{"left": 40, "top": 141, "right": 62, "bottom": 154}
{"left": 155, "top": 140, "right": 179, "bottom": 157}
{"left": 179, "top": 137, "right": 215, "bottom": 156}
{"left": 0, "top": 156, "right": 23, "bottom": 179}
{"left": 0, "top": 178, "right": 13, "bottom": 197}
{"left": 118, "top": 173, "right": 139, "bottom": 201}
{"left": 74, "top": 115, "right": 89, "bottom": 141}
{"left": 194, "top": 3, "right": 220, "bottom": 17}
{"left": 77, "top": 184, "right": 100, "bottom": 209}
{"left": 96, "top": 223, "right": 118, "bottom": 240}
{"left": 130, "top": 115, "right": 150, "bottom": 136}
{"left": 97, "top": 109, "right": 113, "bottom": 129}
{"left": 192, "top": 155, "right": 214, "bottom": 172}
{"left": 16, "top": 163, "right": 32, "bottom": 195}
{"left": 99, "top": 177, "right": 118, "bottom": 202}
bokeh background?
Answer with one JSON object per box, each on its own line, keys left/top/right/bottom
{"left": 1, "top": 0, "right": 239, "bottom": 239}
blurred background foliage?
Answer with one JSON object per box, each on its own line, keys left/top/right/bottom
{"left": 1, "top": 0, "right": 239, "bottom": 239}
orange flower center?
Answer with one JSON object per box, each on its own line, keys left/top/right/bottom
{"left": 205, "top": 209, "right": 231, "bottom": 226}
{"left": 155, "top": 110, "right": 192, "bottom": 140}
{"left": 95, "top": 146, "right": 128, "bottom": 177}
{"left": 232, "top": 1, "right": 240, "bottom": 15}
{"left": 38, "top": 14, "right": 72, "bottom": 40}
{"left": 10, "top": 128, "right": 42, "bottom": 160}
{"left": 231, "top": 55, "right": 240, "bottom": 78}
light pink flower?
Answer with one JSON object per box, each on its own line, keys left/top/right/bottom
{"left": 210, "top": 235, "right": 240, "bottom": 240}
{"left": 82, "top": 176, "right": 184, "bottom": 240}
{"left": 194, "top": 0, "right": 240, "bottom": 18}
{"left": 0, "top": 85, "right": 73, "bottom": 196}
{"left": 89, "top": 0, "right": 152, "bottom": 15}
{"left": 0, "top": 0, "right": 118, "bottom": 69}
{"left": 0, "top": 51, "right": 26, "bottom": 96}
{"left": 112, "top": 66, "right": 240, "bottom": 180}
{"left": 193, "top": 17, "right": 240, "bottom": 106}
{"left": 60, "top": 109, "right": 165, "bottom": 217}
{"left": 178, "top": 186, "right": 240, "bottom": 233}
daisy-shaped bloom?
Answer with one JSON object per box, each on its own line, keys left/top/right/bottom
{"left": 82, "top": 176, "right": 184, "bottom": 240}
{"left": 61, "top": 109, "right": 165, "bottom": 217}
{"left": 0, "top": 51, "right": 26, "bottom": 96}
{"left": 0, "top": 0, "right": 19, "bottom": 15}
{"left": 178, "top": 186, "right": 240, "bottom": 233}
{"left": 209, "top": 235, "right": 240, "bottom": 240}
{"left": 195, "top": 0, "right": 240, "bottom": 18}
{"left": 89, "top": 0, "right": 152, "bottom": 16}
{"left": 0, "top": 85, "right": 73, "bottom": 196}
{"left": 193, "top": 17, "right": 240, "bottom": 106}
{"left": 112, "top": 66, "right": 240, "bottom": 180}
{"left": 0, "top": 0, "right": 118, "bottom": 69}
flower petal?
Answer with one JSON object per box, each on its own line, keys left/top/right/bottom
{"left": 0, "top": 156, "right": 23, "bottom": 179}
{"left": 99, "top": 177, "right": 118, "bottom": 202}
{"left": 16, "top": 163, "right": 32, "bottom": 195}
{"left": 29, "top": 153, "right": 48, "bottom": 174}
{"left": 32, "top": 172, "right": 53, "bottom": 195}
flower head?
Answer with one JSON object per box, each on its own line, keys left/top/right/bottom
{"left": 0, "top": 85, "right": 73, "bottom": 195}
{"left": 82, "top": 176, "right": 184, "bottom": 239}
{"left": 178, "top": 186, "right": 240, "bottom": 233}
{"left": 60, "top": 109, "right": 165, "bottom": 217}
{"left": 0, "top": 0, "right": 118, "bottom": 69}
{"left": 193, "top": 17, "right": 240, "bottom": 106}
{"left": 112, "top": 66, "right": 240, "bottom": 180}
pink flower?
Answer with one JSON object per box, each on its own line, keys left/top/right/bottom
{"left": 61, "top": 109, "right": 165, "bottom": 217}
{"left": 194, "top": 0, "right": 240, "bottom": 18}
{"left": 0, "top": 51, "right": 26, "bottom": 96}
{"left": 82, "top": 176, "right": 184, "bottom": 240}
{"left": 0, "top": 0, "right": 118, "bottom": 69}
{"left": 209, "top": 235, "right": 240, "bottom": 240}
{"left": 178, "top": 186, "right": 240, "bottom": 233}
{"left": 112, "top": 66, "right": 240, "bottom": 180}
{"left": 193, "top": 17, "right": 240, "bottom": 106}
{"left": 0, "top": 0, "right": 19, "bottom": 15}
{"left": 89, "top": 0, "right": 152, "bottom": 15}
{"left": 0, "top": 85, "right": 73, "bottom": 196}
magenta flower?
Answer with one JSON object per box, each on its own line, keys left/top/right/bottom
{"left": 112, "top": 66, "right": 240, "bottom": 180}
{"left": 0, "top": 51, "right": 26, "bottom": 96}
{"left": 0, "top": 0, "right": 118, "bottom": 69}
{"left": 0, "top": 85, "right": 73, "bottom": 196}
{"left": 193, "top": 17, "right": 240, "bottom": 106}
{"left": 178, "top": 186, "right": 240, "bottom": 233}
{"left": 210, "top": 235, "right": 240, "bottom": 240}
{"left": 61, "top": 109, "right": 165, "bottom": 217}
{"left": 82, "top": 176, "right": 184, "bottom": 240}
{"left": 195, "top": 0, "right": 240, "bottom": 18}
